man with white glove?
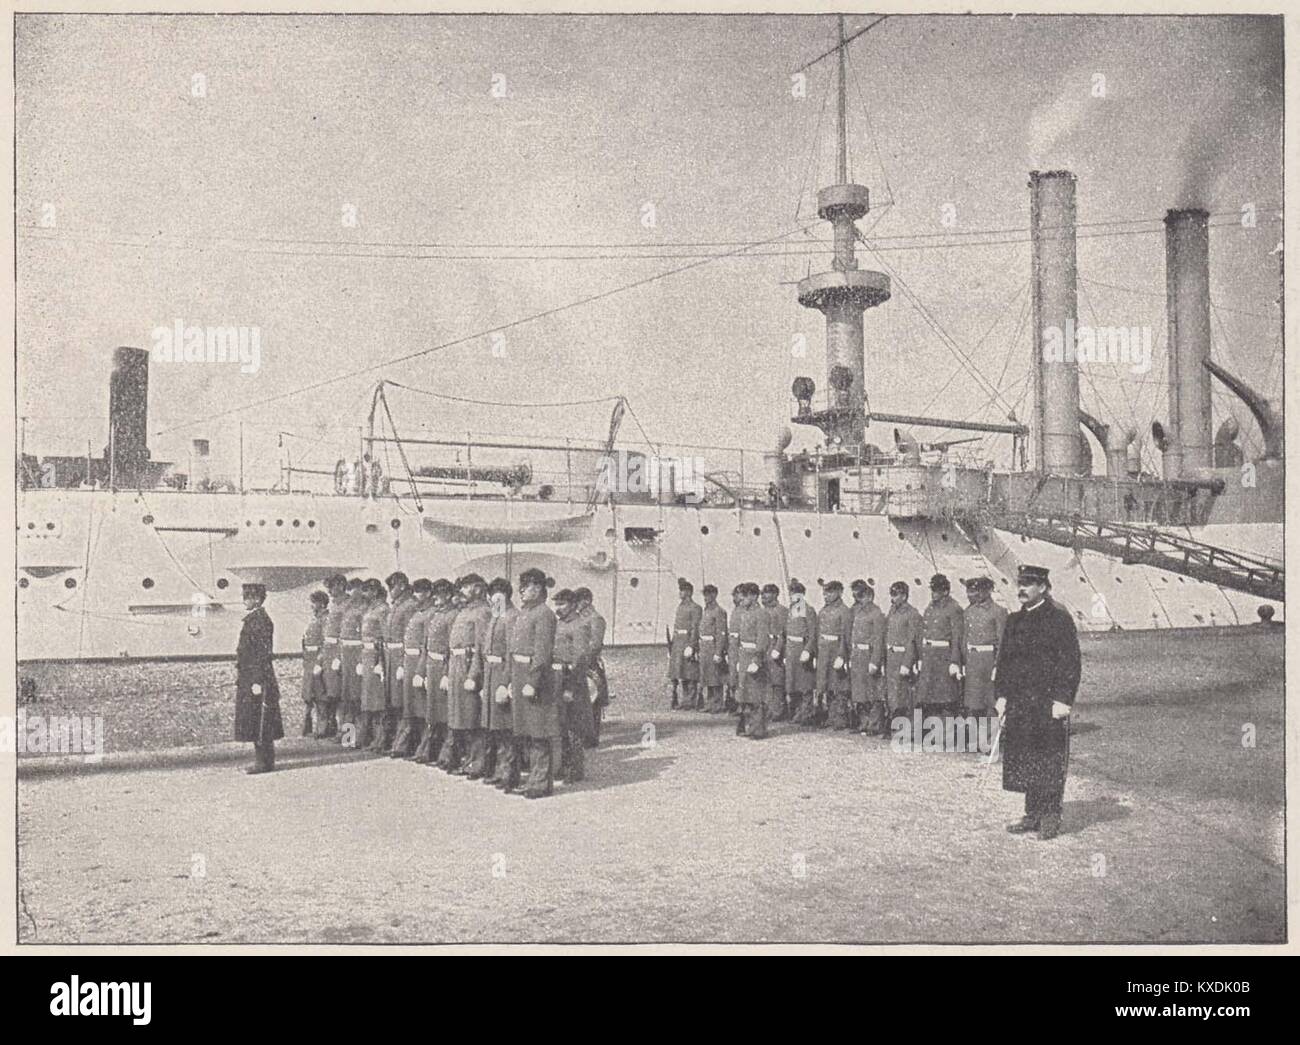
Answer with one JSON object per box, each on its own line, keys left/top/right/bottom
{"left": 234, "top": 583, "right": 282, "bottom": 774}
{"left": 883, "top": 581, "right": 923, "bottom": 732}
{"left": 697, "top": 584, "right": 729, "bottom": 714}
{"left": 441, "top": 573, "right": 492, "bottom": 774}
{"left": 667, "top": 577, "right": 703, "bottom": 711}
{"left": 996, "top": 565, "right": 1081, "bottom": 841}
{"left": 508, "top": 567, "right": 559, "bottom": 798}
{"left": 917, "top": 573, "right": 966, "bottom": 740}
{"left": 390, "top": 578, "right": 435, "bottom": 758}
{"left": 848, "top": 580, "right": 887, "bottom": 735}
{"left": 815, "top": 580, "right": 853, "bottom": 729}
{"left": 300, "top": 588, "right": 330, "bottom": 738}
{"left": 784, "top": 579, "right": 818, "bottom": 726}
{"left": 733, "top": 582, "right": 770, "bottom": 738}
{"left": 961, "top": 575, "right": 1008, "bottom": 745}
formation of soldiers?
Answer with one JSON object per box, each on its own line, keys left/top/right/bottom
{"left": 299, "top": 570, "right": 611, "bottom": 799}
{"left": 667, "top": 572, "right": 1007, "bottom": 742}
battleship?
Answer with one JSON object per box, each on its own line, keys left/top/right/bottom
{"left": 15, "top": 16, "right": 1285, "bottom": 662}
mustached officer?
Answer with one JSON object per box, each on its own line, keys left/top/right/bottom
{"left": 234, "top": 583, "right": 283, "bottom": 774}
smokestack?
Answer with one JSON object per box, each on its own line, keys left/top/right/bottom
{"left": 105, "top": 346, "right": 150, "bottom": 488}
{"left": 1163, "top": 209, "right": 1213, "bottom": 478}
{"left": 1030, "top": 170, "right": 1082, "bottom": 474}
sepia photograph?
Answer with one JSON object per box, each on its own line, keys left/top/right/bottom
{"left": 7, "top": 6, "right": 1290, "bottom": 950}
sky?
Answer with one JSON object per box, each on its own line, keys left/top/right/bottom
{"left": 16, "top": 12, "right": 1284, "bottom": 486}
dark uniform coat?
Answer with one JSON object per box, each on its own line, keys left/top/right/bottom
{"left": 482, "top": 606, "right": 517, "bottom": 732}
{"left": 849, "top": 602, "right": 887, "bottom": 704}
{"left": 301, "top": 614, "right": 326, "bottom": 707}
{"left": 401, "top": 603, "right": 435, "bottom": 720}
{"left": 234, "top": 605, "right": 284, "bottom": 742}
{"left": 815, "top": 599, "right": 853, "bottom": 695}
{"left": 783, "top": 603, "right": 818, "bottom": 693}
{"left": 339, "top": 596, "right": 365, "bottom": 706}
{"left": 447, "top": 600, "right": 492, "bottom": 730}
{"left": 554, "top": 613, "right": 596, "bottom": 743}
{"left": 322, "top": 600, "right": 344, "bottom": 702}
{"left": 917, "top": 593, "right": 966, "bottom": 706}
{"left": 996, "top": 597, "right": 1081, "bottom": 796}
{"left": 424, "top": 606, "right": 455, "bottom": 725}
{"left": 734, "top": 604, "right": 770, "bottom": 706}
{"left": 669, "top": 599, "right": 702, "bottom": 681}
{"left": 385, "top": 594, "right": 419, "bottom": 710}
{"left": 698, "top": 603, "right": 729, "bottom": 687}
{"left": 763, "top": 601, "right": 788, "bottom": 695}
{"left": 359, "top": 602, "right": 390, "bottom": 713}
{"left": 509, "top": 599, "right": 560, "bottom": 740}
{"left": 727, "top": 609, "right": 742, "bottom": 691}
{"left": 884, "top": 602, "right": 923, "bottom": 712}
{"left": 963, "top": 598, "right": 1008, "bottom": 711}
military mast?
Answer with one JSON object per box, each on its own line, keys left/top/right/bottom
{"left": 792, "top": 14, "right": 891, "bottom": 455}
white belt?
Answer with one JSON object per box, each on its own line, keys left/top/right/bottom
{"left": 923, "top": 639, "right": 949, "bottom": 648}
{"left": 854, "top": 643, "right": 871, "bottom": 651}
{"left": 675, "top": 629, "right": 690, "bottom": 635}
{"left": 787, "top": 635, "right": 804, "bottom": 643}
{"left": 404, "top": 646, "right": 422, "bottom": 655}
{"left": 324, "top": 637, "right": 339, "bottom": 645}
{"left": 820, "top": 634, "right": 840, "bottom": 641}
{"left": 486, "top": 655, "right": 503, "bottom": 664}
{"left": 968, "top": 643, "right": 995, "bottom": 652}
{"left": 428, "top": 652, "right": 447, "bottom": 662}
{"left": 700, "top": 635, "right": 716, "bottom": 642}
{"left": 385, "top": 642, "right": 403, "bottom": 650}
{"left": 451, "top": 647, "right": 469, "bottom": 656}
{"left": 303, "top": 645, "right": 320, "bottom": 653}
{"left": 741, "top": 641, "right": 758, "bottom": 650}
{"left": 551, "top": 662, "right": 566, "bottom": 671}
{"left": 341, "top": 639, "right": 362, "bottom": 647}
{"left": 512, "top": 654, "right": 531, "bottom": 664}
{"left": 889, "top": 645, "right": 907, "bottom": 653}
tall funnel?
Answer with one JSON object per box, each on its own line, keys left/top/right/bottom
{"left": 1030, "top": 170, "right": 1082, "bottom": 474}
{"left": 104, "top": 346, "right": 151, "bottom": 488}
{"left": 1163, "top": 208, "right": 1213, "bottom": 478}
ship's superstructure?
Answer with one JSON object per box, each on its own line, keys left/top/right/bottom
{"left": 16, "top": 18, "right": 1283, "bottom": 660}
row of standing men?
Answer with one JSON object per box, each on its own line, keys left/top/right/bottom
{"left": 296, "top": 570, "right": 610, "bottom": 798}
{"left": 667, "top": 572, "right": 1007, "bottom": 741}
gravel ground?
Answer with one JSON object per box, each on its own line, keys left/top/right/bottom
{"left": 16, "top": 627, "right": 1285, "bottom": 944}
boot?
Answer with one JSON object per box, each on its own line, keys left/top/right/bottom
{"left": 735, "top": 709, "right": 747, "bottom": 736}
{"left": 749, "top": 702, "right": 768, "bottom": 740}
{"left": 465, "top": 731, "right": 490, "bottom": 779}
{"left": 365, "top": 711, "right": 386, "bottom": 752}
{"left": 1007, "top": 816, "right": 1040, "bottom": 835}
{"left": 523, "top": 739, "right": 554, "bottom": 798}
{"left": 1037, "top": 813, "right": 1061, "bottom": 840}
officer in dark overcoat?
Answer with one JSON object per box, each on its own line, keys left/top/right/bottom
{"left": 234, "top": 582, "right": 283, "bottom": 773}
{"left": 995, "top": 565, "right": 1082, "bottom": 841}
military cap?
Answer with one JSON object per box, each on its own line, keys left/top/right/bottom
{"left": 889, "top": 580, "right": 909, "bottom": 596}
{"left": 929, "top": 573, "right": 951, "bottom": 591}
{"left": 745, "top": 582, "right": 762, "bottom": 596}
{"left": 822, "top": 579, "right": 844, "bottom": 593}
{"left": 325, "top": 573, "right": 348, "bottom": 591}
{"left": 761, "top": 583, "right": 780, "bottom": 596}
{"left": 677, "top": 577, "right": 694, "bottom": 593}
{"left": 1017, "top": 564, "right": 1051, "bottom": 586}
{"left": 431, "top": 578, "right": 455, "bottom": 595}
{"left": 310, "top": 589, "right": 330, "bottom": 607}
{"left": 385, "top": 571, "right": 410, "bottom": 590}
{"left": 702, "top": 583, "right": 718, "bottom": 596}
{"left": 788, "top": 579, "right": 806, "bottom": 595}
{"left": 242, "top": 582, "right": 267, "bottom": 600}
{"left": 345, "top": 577, "right": 364, "bottom": 590}
{"left": 573, "top": 586, "right": 593, "bottom": 602}
{"left": 488, "top": 576, "right": 513, "bottom": 596}
{"left": 411, "top": 578, "right": 433, "bottom": 594}
{"left": 364, "top": 578, "right": 386, "bottom": 596}
{"left": 518, "top": 567, "right": 548, "bottom": 589}
{"left": 963, "top": 575, "right": 994, "bottom": 591}
{"left": 553, "top": 588, "right": 575, "bottom": 605}
{"left": 458, "top": 572, "right": 487, "bottom": 589}
{"left": 850, "top": 578, "right": 869, "bottom": 593}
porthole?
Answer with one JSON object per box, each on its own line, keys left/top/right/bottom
{"left": 1078, "top": 577, "right": 1086, "bottom": 583}
{"left": 753, "top": 527, "right": 761, "bottom": 536}
{"left": 292, "top": 519, "right": 301, "bottom": 528}
{"left": 365, "top": 524, "right": 379, "bottom": 535}
{"left": 700, "top": 525, "right": 709, "bottom": 535}
{"left": 259, "top": 519, "right": 266, "bottom": 527}
{"left": 867, "top": 577, "right": 875, "bottom": 586}
{"left": 1115, "top": 577, "right": 1123, "bottom": 584}
{"left": 940, "top": 533, "right": 948, "bottom": 542}
{"left": 245, "top": 520, "right": 252, "bottom": 527}
{"left": 307, "top": 520, "right": 316, "bottom": 529}
{"left": 804, "top": 529, "right": 812, "bottom": 538}
{"left": 216, "top": 578, "right": 229, "bottom": 590}
{"left": 64, "top": 577, "right": 77, "bottom": 589}
{"left": 1177, "top": 576, "right": 1185, "bottom": 583}
{"left": 852, "top": 531, "right": 860, "bottom": 539}
{"left": 18, "top": 577, "right": 29, "bottom": 589}
{"left": 897, "top": 532, "right": 905, "bottom": 541}
{"left": 45, "top": 522, "right": 55, "bottom": 531}
{"left": 391, "top": 519, "right": 401, "bottom": 530}
{"left": 605, "top": 528, "right": 615, "bottom": 539}
{"left": 142, "top": 578, "right": 154, "bottom": 589}
{"left": 913, "top": 578, "right": 922, "bottom": 587}
{"left": 26, "top": 522, "right": 35, "bottom": 530}
{"left": 142, "top": 515, "right": 154, "bottom": 525}
{"left": 629, "top": 576, "right": 639, "bottom": 588}
{"left": 276, "top": 519, "right": 284, "bottom": 527}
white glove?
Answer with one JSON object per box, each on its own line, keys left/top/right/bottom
{"left": 413, "top": 674, "right": 424, "bottom": 689}
{"left": 355, "top": 664, "right": 364, "bottom": 677}
{"left": 312, "top": 665, "right": 322, "bottom": 676}
{"left": 912, "top": 662, "right": 921, "bottom": 676}
{"left": 770, "top": 649, "right": 781, "bottom": 661}
{"left": 522, "top": 683, "right": 536, "bottom": 699}
{"left": 948, "top": 663, "right": 960, "bottom": 678}
{"left": 463, "top": 677, "right": 477, "bottom": 692}
{"left": 1051, "top": 700, "right": 1071, "bottom": 720}
{"left": 439, "top": 675, "right": 450, "bottom": 692}
{"left": 833, "top": 656, "right": 845, "bottom": 671}
{"left": 995, "top": 697, "right": 1007, "bottom": 718}
{"left": 372, "top": 663, "right": 383, "bottom": 676}
{"left": 799, "top": 649, "right": 811, "bottom": 664}
{"left": 251, "top": 683, "right": 262, "bottom": 696}
{"left": 868, "top": 662, "right": 879, "bottom": 676}
{"left": 746, "top": 662, "right": 759, "bottom": 675}
{"left": 494, "top": 685, "right": 510, "bottom": 705}
{"left": 331, "top": 658, "right": 341, "bottom": 671}
{"left": 396, "top": 666, "right": 404, "bottom": 681}
{"left": 899, "top": 664, "right": 910, "bottom": 677}
{"left": 683, "top": 645, "right": 694, "bottom": 659}
{"left": 713, "top": 654, "right": 723, "bottom": 663}
{"left": 991, "top": 666, "right": 997, "bottom": 682}
{"left": 563, "top": 690, "right": 574, "bottom": 702}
